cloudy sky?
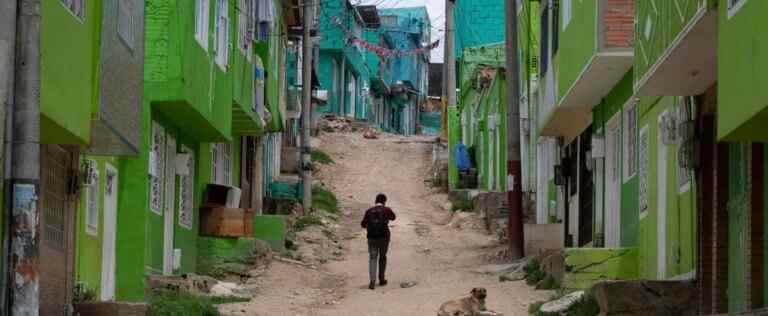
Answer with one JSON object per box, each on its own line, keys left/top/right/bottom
{"left": 357, "top": 0, "right": 446, "bottom": 63}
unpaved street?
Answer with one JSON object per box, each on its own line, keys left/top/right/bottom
{"left": 220, "top": 131, "right": 549, "bottom": 316}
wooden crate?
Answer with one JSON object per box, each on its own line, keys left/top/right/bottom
{"left": 199, "top": 207, "right": 254, "bottom": 237}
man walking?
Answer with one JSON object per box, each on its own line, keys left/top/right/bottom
{"left": 361, "top": 193, "right": 396, "bottom": 290}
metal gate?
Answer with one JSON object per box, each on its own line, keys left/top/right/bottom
{"left": 40, "top": 145, "right": 77, "bottom": 315}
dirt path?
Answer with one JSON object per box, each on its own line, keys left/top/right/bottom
{"left": 220, "top": 131, "right": 550, "bottom": 316}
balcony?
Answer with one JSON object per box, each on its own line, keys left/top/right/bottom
{"left": 540, "top": 0, "right": 634, "bottom": 139}
{"left": 633, "top": 0, "right": 716, "bottom": 96}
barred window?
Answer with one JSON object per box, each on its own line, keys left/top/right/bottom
{"left": 623, "top": 101, "right": 638, "bottom": 182}
{"left": 149, "top": 122, "right": 166, "bottom": 215}
{"left": 85, "top": 160, "right": 99, "bottom": 236}
{"left": 179, "top": 146, "right": 195, "bottom": 230}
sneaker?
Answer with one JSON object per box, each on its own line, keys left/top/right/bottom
{"left": 369, "top": 281, "right": 375, "bottom": 290}
{"left": 379, "top": 279, "right": 388, "bottom": 286}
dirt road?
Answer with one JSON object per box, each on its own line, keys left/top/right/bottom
{"left": 220, "top": 131, "right": 549, "bottom": 316}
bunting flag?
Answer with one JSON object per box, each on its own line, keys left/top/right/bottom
{"left": 330, "top": 16, "right": 439, "bottom": 58}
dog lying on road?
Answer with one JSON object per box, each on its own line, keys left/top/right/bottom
{"left": 437, "top": 287, "right": 502, "bottom": 316}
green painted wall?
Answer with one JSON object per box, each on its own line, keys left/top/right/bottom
{"left": 636, "top": 96, "right": 697, "bottom": 280}
{"left": 41, "top": 0, "right": 101, "bottom": 145}
{"left": 563, "top": 247, "right": 639, "bottom": 289}
{"left": 253, "top": 215, "right": 286, "bottom": 252}
{"left": 717, "top": 0, "right": 768, "bottom": 141}
{"left": 555, "top": 0, "right": 597, "bottom": 103}
{"left": 448, "top": 106, "right": 460, "bottom": 189}
{"left": 145, "top": 0, "right": 233, "bottom": 142}
{"left": 634, "top": 0, "right": 710, "bottom": 91}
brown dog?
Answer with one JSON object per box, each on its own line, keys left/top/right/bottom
{"left": 437, "top": 288, "right": 500, "bottom": 316}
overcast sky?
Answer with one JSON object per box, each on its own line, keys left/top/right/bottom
{"left": 356, "top": 0, "right": 445, "bottom": 63}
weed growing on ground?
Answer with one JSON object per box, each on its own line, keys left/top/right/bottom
{"left": 524, "top": 260, "right": 546, "bottom": 286}
{"left": 149, "top": 290, "right": 248, "bottom": 316}
{"left": 311, "top": 149, "right": 335, "bottom": 165}
{"left": 536, "top": 275, "right": 560, "bottom": 290}
{"left": 312, "top": 186, "right": 339, "bottom": 214}
{"left": 294, "top": 216, "right": 324, "bottom": 231}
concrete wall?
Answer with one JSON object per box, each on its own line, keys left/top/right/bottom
{"left": 524, "top": 224, "right": 565, "bottom": 256}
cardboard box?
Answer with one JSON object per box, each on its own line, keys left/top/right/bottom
{"left": 199, "top": 207, "right": 254, "bottom": 237}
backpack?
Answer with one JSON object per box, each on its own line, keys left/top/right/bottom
{"left": 366, "top": 206, "right": 388, "bottom": 238}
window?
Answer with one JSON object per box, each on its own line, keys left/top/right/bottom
{"left": 85, "top": 160, "right": 99, "bottom": 236}
{"left": 728, "top": 0, "right": 747, "bottom": 18}
{"left": 215, "top": 0, "right": 231, "bottom": 69}
{"left": 562, "top": 0, "right": 572, "bottom": 30}
{"left": 623, "top": 101, "right": 638, "bottom": 182}
{"left": 639, "top": 124, "right": 649, "bottom": 213}
{"left": 211, "top": 143, "right": 233, "bottom": 186}
{"left": 61, "top": 0, "right": 86, "bottom": 22}
{"left": 552, "top": 0, "right": 560, "bottom": 55}
{"left": 195, "top": 0, "right": 210, "bottom": 50}
{"left": 118, "top": 0, "right": 135, "bottom": 50}
{"left": 238, "top": 0, "right": 255, "bottom": 56}
{"left": 179, "top": 145, "right": 195, "bottom": 230}
{"left": 149, "top": 122, "right": 166, "bottom": 215}
{"left": 380, "top": 15, "right": 397, "bottom": 28}
{"left": 539, "top": 4, "right": 550, "bottom": 76}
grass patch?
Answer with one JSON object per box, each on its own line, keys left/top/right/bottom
{"left": 294, "top": 216, "right": 324, "bottom": 231}
{"left": 312, "top": 186, "right": 339, "bottom": 214}
{"left": 148, "top": 290, "right": 248, "bottom": 316}
{"left": 311, "top": 149, "right": 335, "bottom": 165}
{"left": 528, "top": 301, "right": 546, "bottom": 315}
{"left": 524, "top": 260, "right": 546, "bottom": 286}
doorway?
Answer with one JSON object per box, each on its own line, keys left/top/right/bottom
{"left": 40, "top": 145, "right": 78, "bottom": 315}
{"left": 163, "top": 136, "right": 177, "bottom": 275}
{"left": 100, "top": 163, "right": 118, "bottom": 301}
{"left": 605, "top": 114, "right": 621, "bottom": 247}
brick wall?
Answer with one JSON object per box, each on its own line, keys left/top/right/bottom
{"left": 603, "top": 0, "right": 634, "bottom": 48}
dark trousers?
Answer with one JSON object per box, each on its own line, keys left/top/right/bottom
{"left": 367, "top": 238, "right": 389, "bottom": 282}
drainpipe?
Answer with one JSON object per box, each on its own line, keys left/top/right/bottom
{"left": 339, "top": 57, "right": 346, "bottom": 116}
{"left": 0, "top": 0, "right": 18, "bottom": 314}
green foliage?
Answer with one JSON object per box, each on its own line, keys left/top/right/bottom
{"left": 294, "top": 216, "right": 324, "bottom": 231}
{"left": 536, "top": 275, "right": 560, "bottom": 290}
{"left": 73, "top": 282, "right": 96, "bottom": 303}
{"left": 524, "top": 260, "right": 546, "bottom": 286}
{"left": 528, "top": 301, "right": 545, "bottom": 315}
{"left": 311, "top": 149, "right": 334, "bottom": 165}
{"left": 312, "top": 186, "right": 339, "bottom": 214}
{"left": 450, "top": 197, "right": 474, "bottom": 212}
{"left": 148, "top": 291, "right": 220, "bottom": 316}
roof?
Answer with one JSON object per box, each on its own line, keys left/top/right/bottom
{"left": 355, "top": 5, "right": 381, "bottom": 28}
{"left": 378, "top": 6, "right": 430, "bottom": 22}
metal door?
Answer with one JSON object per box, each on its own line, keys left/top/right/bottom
{"left": 728, "top": 143, "right": 748, "bottom": 313}
{"left": 40, "top": 145, "right": 78, "bottom": 315}
{"left": 605, "top": 114, "right": 621, "bottom": 247}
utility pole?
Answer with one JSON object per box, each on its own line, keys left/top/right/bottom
{"left": 505, "top": 0, "right": 524, "bottom": 259}
{"left": 301, "top": 0, "right": 313, "bottom": 214}
{"left": 0, "top": 0, "right": 18, "bottom": 314}
{"left": 444, "top": 0, "right": 457, "bottom": 112}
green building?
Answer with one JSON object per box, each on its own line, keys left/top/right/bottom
{"left": 318, "top": 0, "right": 370, "bottom": 119}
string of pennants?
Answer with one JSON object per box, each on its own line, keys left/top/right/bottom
{"left": 330, "top": 16, "right": 440, "bottom": 58}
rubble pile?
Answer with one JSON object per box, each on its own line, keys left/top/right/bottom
{"left": 318, "top": 115, "right": 354, "bottom": 132}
